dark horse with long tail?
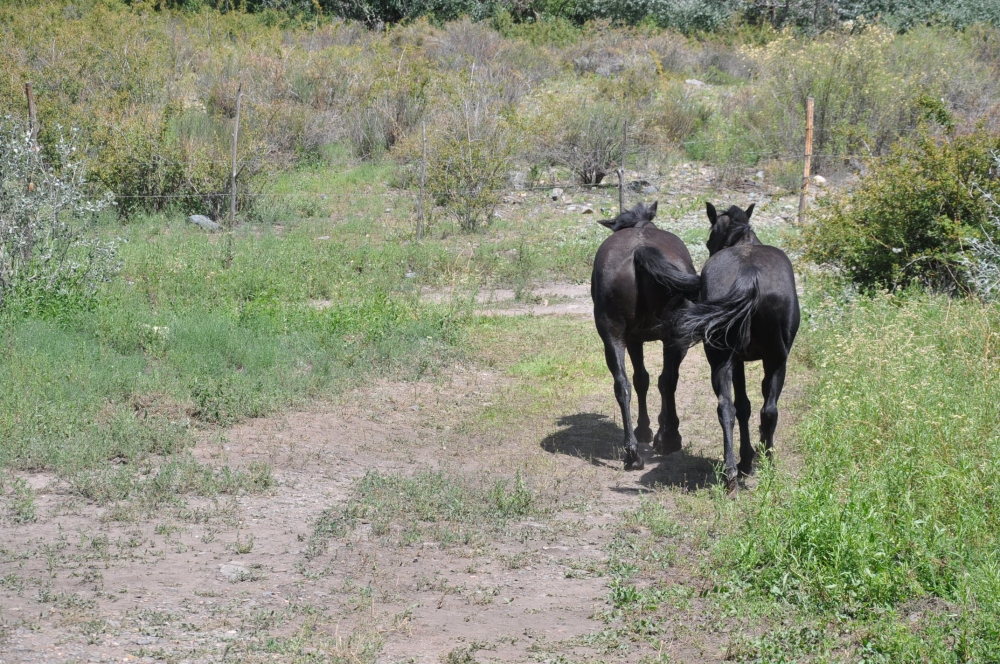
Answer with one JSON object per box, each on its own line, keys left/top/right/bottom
{"left": 676, "top": 202, "right": 799, "bottom": 493}
{"left": 592, "top": 202, "right": 701, "bottom": 470}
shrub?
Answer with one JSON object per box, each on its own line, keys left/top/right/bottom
{"left": 802, "top": 129, "right": 1000, "bottom": 291}
{"left": 0, "top": 119, "right": 119, "bottom": 310}
{"left": 962, "top": 151, "right": 1000, "bottom": 299}
{"left": 540, "top": 99, "right": 633, "bottom": 185}
{"left": 425, "top": 82, "right": 520, "bottom": 232}
{"left": 345, "top": 54, "right": 432, "bottom": 160}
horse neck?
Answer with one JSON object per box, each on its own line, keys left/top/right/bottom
{"left": 727, "top": 225, "right": 761, "bottom": 248}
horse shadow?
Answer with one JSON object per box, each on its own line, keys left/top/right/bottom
{"left": 540, "top": 412, "right": 720, "bottom": 491}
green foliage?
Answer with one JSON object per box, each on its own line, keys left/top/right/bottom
{"left": 716, "top": 293, "right": 1000, "bottom": 657}
{"left": 3, "top": 476, "right": 37, "bottom": 524}
{"left": 802, "top": 129, "right": 1000, "bottom": 290}
{"left": 425, "top": 82, "right": 520, "bottom": 232}
{"left": 0, "top": 119, "right": 119, "bottom": 310}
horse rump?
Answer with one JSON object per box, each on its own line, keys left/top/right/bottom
{"left": 676, "top": 266, "right": 761, "bottom": 351}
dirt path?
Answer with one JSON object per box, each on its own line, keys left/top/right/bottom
{"left": 1, "top": 305, "right": 801, "bottom": 664}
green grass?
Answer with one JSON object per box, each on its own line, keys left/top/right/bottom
{"left": 309, "top": 469, "right": 543, "bottom": 552}
{"left": 714, "top": 292, "right": 1000, "bottom": 660}
{"left": 0, "top": 185, "right": 470, "bottom": 500}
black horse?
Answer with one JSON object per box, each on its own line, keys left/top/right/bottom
{"left": 676, "top": 202, "right": 799, "bottom": 493}
{"left": 592, "top": 202, "right": 701, "bottom": 470}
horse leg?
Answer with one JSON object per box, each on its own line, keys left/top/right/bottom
{"left": 733, "top": 360, "right": 755, "bottom": 476}
{"left": 707, "top": 347, "right": 738, "bottom": 495}
{"left": 760, "top": 357, "right": 788, "bottom": 457}
{"left": 653, "top": 344, "right": 686, "bottom": 455}
{"left": 603, "top": 336, "right": 643, "bottom": 470}
{"left": 627, "top": 340, "right": 653, "bottom": 444}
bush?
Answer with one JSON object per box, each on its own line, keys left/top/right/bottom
{"left": 425, "top": 81, "right": 520, "bottom": 232}
{"left": 0, "top": 119, "right": 119, "bottom": 310}
{"left": 345, "top": 53, "right": 432, "bottom": 159}
{"left": 539, "top": 99, "right": 633, "bottom": 185}
{"left": 963, "top": 151, "right": 1000, "bottom": 299}
{"left": 802, "top": 129, "right": 1000, "bottom": 291}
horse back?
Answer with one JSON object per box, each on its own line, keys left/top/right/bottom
{"left": 703, "top": 244, "right": 799, "bottom": 358}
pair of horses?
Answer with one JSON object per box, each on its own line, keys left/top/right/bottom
{"left": 591, "top": 201, "right": 799, "bottom": 493}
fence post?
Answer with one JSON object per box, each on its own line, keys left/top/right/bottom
{"left": 223, "top": 82, "right": 243, "bottom": 269}
{"left": 229, "top": 82, "right": 243, "bottom": 230}
{"left": 25, "top": 82, "right": 39, "bottom": 151}
{"left": 798, "top": 96, "right": 814, "bottom": 225}
{"left": 418, "top": 121, "right": 426, "bottom": 241}
{"left": 617, "top": 119, "right": 628, "bottom": 215}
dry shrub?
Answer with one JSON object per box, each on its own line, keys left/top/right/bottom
{"left": 421, "top": 80, "right": 520, "bottom": 232}
{"left": 536, "top": 97, "right": 633, "bottom": 185}
{"left": 645, "top": 80, "right": 712, "bottom": 145}
{"left": 647, "top": 32, "right": 753, "bottom": 81}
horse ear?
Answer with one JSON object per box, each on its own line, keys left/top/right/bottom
{"left": 649, "top": 201, "right": 658, "bottom": 217}
{"left": 598, "top": 218, "right": 616, "bottom": 229}
{"left": 745, "top": 203, "right": 755, "bottom": 219}
{"left": 706, "top": 202, "right": 718, "bottom": 225}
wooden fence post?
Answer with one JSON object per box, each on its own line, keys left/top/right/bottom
{"left": 25, "top": 82, "right": 38, "bottom": 151}
{"left": 418, "top": 121, "right": 426, "bottom": 241}
{"left": 617, "top": 119, "right": 628, "bottom": 214}
{"left": 798, "top": 96, "right": 814, "bottom": 224}
{"left": 229, "top": 82, "right": 243, "bottom": 230}
{"left": 223, "top": 82, "right": 243, "bottom": 269}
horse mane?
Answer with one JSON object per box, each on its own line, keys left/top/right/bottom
{"left": 722, "top": 206, "right": 759, "bottom": 247}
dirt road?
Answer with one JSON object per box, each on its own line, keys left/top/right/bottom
{"left": 1, "top": 296, "right": 796, "bottom": 664}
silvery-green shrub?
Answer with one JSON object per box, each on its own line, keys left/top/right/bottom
{"left": 0, "top": 119, "right": 119, "bottom": 309}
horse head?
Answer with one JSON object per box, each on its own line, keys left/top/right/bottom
{"left": 705, "top": 202, "right": 758, "bottom": 256}
{"left": 598, "top": 201, "right": 658, "bottom": 232}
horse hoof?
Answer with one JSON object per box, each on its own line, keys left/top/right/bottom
{"left": 737, "top": 460, "right": 754, "bottom": 477}
{"left": 624, "top": 455, "right": 645, "bottom": 471}
{"left": 726, "top": 476, "right": 739, "bottom": 497}
{"left": 634, "top": 427, "right": 653, "bottom": 444}
{"left": 654, "top": 432, "right": 682, "bottom": 455}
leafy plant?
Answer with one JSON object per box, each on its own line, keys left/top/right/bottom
{"left": 425, "top": 81, "right": 519, "bottom": 232}
{"left": 0, "top": 119, "right": 119, "bottom": 310}
{"left": 962, "top": 151, "right": 1000, "bottom": 299}
{"left": 802, "top": 128, "right": 1000, "bottom": 291}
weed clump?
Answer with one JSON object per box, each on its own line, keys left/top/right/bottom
{"left": 309, "top": 469, "right": 542, "bottom": 552}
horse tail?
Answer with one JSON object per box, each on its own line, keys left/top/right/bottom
{"left": 633, "top": 246, "right": 701, "bottom": 299}
{"left": 676, "top": 266, "right": 761, "bottom": 351}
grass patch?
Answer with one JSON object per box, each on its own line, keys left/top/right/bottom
{"left": 714, "top": 292, "right": 1000, "bottom": 660}
{"left": 310, "top": 469, "right": 544, "bottom": 552}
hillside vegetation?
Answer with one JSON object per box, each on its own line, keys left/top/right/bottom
{"left": 3, "top": 2, "right": 1000, "bottom": 660}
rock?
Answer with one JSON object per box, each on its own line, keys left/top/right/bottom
{"left": 755, "top": 171, "right": 765, "bottom": 180}
{"left": 628, "top": 179, "right": 656, "bottom": 193}
{"left": 685, "top": 79, "right": 708, "bottom": 87}
{"left": 566, "top": 204, "right": 594, "bottom": 214}
{"left": 187, "top": 215, "right": 220, "bottom": 231}
{"left": 550, "top": 188, "right": 563, "bottom": 201}
{"left": 813, "top": 174, "right": 827, "bottom": 186}
{"left": 219, "top": 562, "right": 249, "bottom": 582}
